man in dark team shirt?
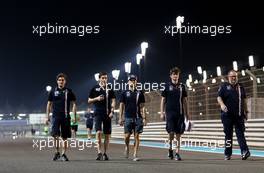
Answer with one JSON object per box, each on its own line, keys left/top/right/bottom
{"left": 88, "top": 72, "right": 116, "bottom": 161}
{"left": 85, "top": 107, "right": 94, "bottom": 140}
{"left": 160, "top": 67, "right": 189, "bottom": 161}
{"left": 46, "top": 73, "right": 77, "bottom": 161}
{"left": 217, "top": 70, "right": 250, "bottom": 160}
{"left": 119, "top": 75, "right": 146, "bottom": 161}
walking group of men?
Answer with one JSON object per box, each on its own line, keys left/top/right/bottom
{"left": 45, "top": 67, "right": 250, "bottom": 162}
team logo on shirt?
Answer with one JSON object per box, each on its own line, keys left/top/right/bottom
{"left": 226, "top": 85, "right": 231, "bottom": 90}
{"left": 169, "top": 85, "right": 174, "bottom": 91}
{"left": 95, "top": 88, "right": 101, "bottom": 92}
{"left": 126, "top": 91, "right": 131, "bottom": 97}
{"left": 54, "top": 91, "right": 59, "bottom": 96}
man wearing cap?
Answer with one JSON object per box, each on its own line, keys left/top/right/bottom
{"left": 46, "top": 73, "right": 77, "bottom": 161}
{"left": 160, "top": 67, "right": 189, "bottom": 161}
{"left": 119, "top": 74, "right": 146, "bottom": 161}
{"left": 88, "top": 72, "right": 116, "bottom": 161}
{"left": 217, "top": 70, "right": 250, "bottom": 160}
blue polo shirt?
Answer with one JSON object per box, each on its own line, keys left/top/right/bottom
{"left": 48, "top": 87, "right": 76, "bottom": 118}
{"left": 89, "top": 84, "right": 116, "bottom": 115}
{"left": 120, "top": 90, "right": 145, "bottom": 119}
{"left": 218, "top": 82, "right": 246, "bottom": 116}
{"left": 161, "top": 82, "right": 187, "bottom": 115}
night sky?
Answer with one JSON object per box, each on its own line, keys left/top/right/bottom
{"left": 0, "top": 1, "right": 263, "bottom": 112}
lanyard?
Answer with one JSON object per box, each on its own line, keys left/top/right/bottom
{"left": 236, "top": 84, "right": 242, "bottom": 116}
{"left": 136, "top": 91, "right": 140, "bottom": 119}
{"left": 99, "top": 84, "right": 109, "bottom": 114}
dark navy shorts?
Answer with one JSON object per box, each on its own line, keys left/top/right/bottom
{"left": 86, "top": 118, "right": 94, "bottom": 129}
{"left": 71, "top": 125, "right": 78, "bottom": 131}
{"left": 94, "top": 113, "right": 112, "bottom": 134}
{"left": 124, "top": 117, "right": 143, "bottom": 134}
{"left": 166, "top": 113, "right": 185, "bottom": 134}
{"left": 51, "top": 116, "right": 71, "bottom": 139}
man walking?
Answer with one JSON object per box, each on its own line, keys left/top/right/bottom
{"left": 160, "top": 67, "right": 189, "bottom": 161}
{"left": 46, "top": 73, "right": 77, "bottom": 161}
{"left": 217, "top": 70, "right": 250, "bottom": 160}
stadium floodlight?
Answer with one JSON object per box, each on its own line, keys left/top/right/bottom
{"left": 257, "top": 78, "right": 261, "bottom": 84}
{"left": 112, "top": 69, "right": 120, "bottom": 80}
{"left": 188, "top": 74, "right": 193, "bottom": 83}
{"left": 216, "top": 66, "right": 222, "bottom": 76}
{"left": 46, "top": 85, "right": 52, "bottom": 92}
{"left": 233, "top": 61, "right": 238, "bottom": 71}
{"left": 136, "top": 54, "right": 143, "bottom": 65}
{"left": 176, "top": 16, "right": 184, "bottom": 29}
{"left": 197, "top": 66, "right": 203, "bottom": 74}
{"left": 141, "top": 42, "right": 149, "bottom": 56}
{"left": 94, "top": 73, "right": 99, "bottom": 82}
{"left": 249, "top": 55, "right": 254, "bottom": 67}
{"left": 241, "top": 70, "right": 246, "bottom": 76}
{"left": 212, "top": 78, "right": 216, "bottom": 84}
{"left": 186, "top": 79, "right": 191, "bottom": 88}
{"left": 124, "top": 62, "right": 131, "bottom": 74}
{"left": 203, "top": 70, "right": 207, "bottom": 80}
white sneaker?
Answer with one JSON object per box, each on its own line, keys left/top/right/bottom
{"left": 133, "top": 157, "right": 140, "bottom": 161}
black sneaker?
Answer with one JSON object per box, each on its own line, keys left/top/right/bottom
{"left": 103, "top": 153, "right": 109, "bottom": 161}
{"left": 242, "top": 151, "right": 250, "bottom": 160}
{"left": 52, "top": 152, "right": 60, "bottom": 161}
{"left": 61, "top": 154, "right": 69, "bottom": 161}
{"left": 175, "top": 153, "right": 182, "bottom": 161}
{"left": 224, "top": 155, "right": 231, "bottom": 160}
{"left": 168, "top": 149, "right": 174, "bottom": 160}
{"left": 96, "top": 153, "right": 103, "bottom": 161}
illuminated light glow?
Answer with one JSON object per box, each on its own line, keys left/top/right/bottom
{"left": 197, "top": 66, "right": 203, "bottom": 74}
{"left": 257, "top": 78, "right": 261, "bottom": 84}
{"left": 124, "top": 62, "right": 132, "bottom": 74}
{"left": 216, "top": 66, "right": 222, "bottom": 76}
{"left": 233, "top": 61, "right": 238, "bottom": 71}
{"left": 46, "top": 86, "right": 52, "bottom": 92}
{"left": 112, "top": 69, "right": 120, "bottom": 80}
{"left": 94, "top": 73, "right": 99, "bottom": 82}
{"left": 136, "top": 54, "right": 143, "bottom": 65}
{"left": 241, "top": 70, "right": 246, "bottom": 76}
{"left": 212, "top": 78, "right": 216, "bottom": 84}
{"left": 188, "top": 74, "right": 193, "bottom": 83}
{"left": 249, "top": 55, "right": 254, "bottom": 67}
{"left": 203, "top": 70, "right": 207, "bottom": 80}
{"left": 141, "top": 42, "right": 148, "bottom": 56}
